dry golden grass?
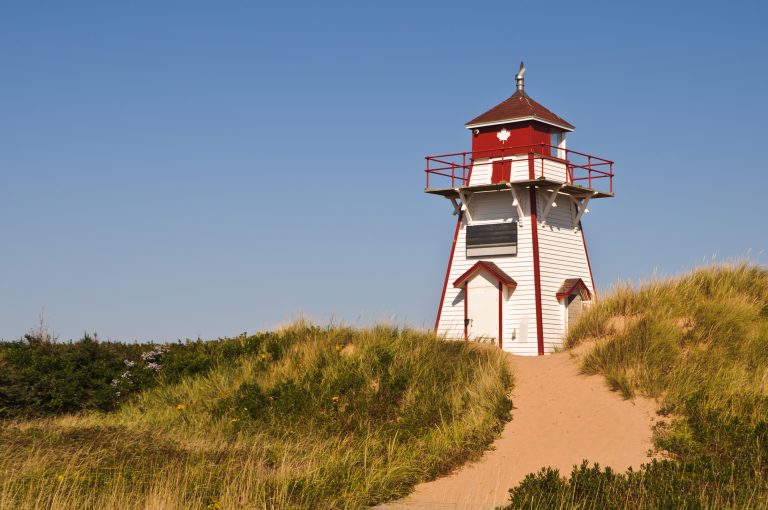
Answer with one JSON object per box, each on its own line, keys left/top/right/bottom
{"left": 0, "top": 323, "right": 512, "bottom": 510}
{"left": 500, "top": 262, "right": 768, "bottom": 509}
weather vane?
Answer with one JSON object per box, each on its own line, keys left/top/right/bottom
{"left": 515, "top": 61, "right": 526, "bottom": 91}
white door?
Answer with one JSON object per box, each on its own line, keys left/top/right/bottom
{"left": 467, "top": 271, "right": 499, "bottom": 342}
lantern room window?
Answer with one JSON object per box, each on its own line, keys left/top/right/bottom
{"left": 550, "top": 130, "right": 566, "bottom": 159}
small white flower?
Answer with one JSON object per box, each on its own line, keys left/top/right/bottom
{"left": 141, "top": 345, "right": 167, "bottom": 361}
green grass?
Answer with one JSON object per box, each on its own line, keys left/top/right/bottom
{"left": 501, "top": 262, "right": 768, "bottom": 510}
{"left": 0, "top": 323, "right": 512, "bottom": 510}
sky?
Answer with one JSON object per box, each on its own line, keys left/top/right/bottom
{"left": 1, "top": 0, "right": 767, "bottom": 342}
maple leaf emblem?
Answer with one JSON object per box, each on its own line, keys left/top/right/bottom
{"left": 496, "top": 128, "right": 511, "bottom": 143}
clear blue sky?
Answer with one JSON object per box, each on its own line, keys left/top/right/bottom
{"left": 2, "top": 1, "right": 767, "bottom": 342}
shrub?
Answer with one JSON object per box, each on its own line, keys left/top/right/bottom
{"left": 0, "top": 330, "right": 290, "bottom": 418}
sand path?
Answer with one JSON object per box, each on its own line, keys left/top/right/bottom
{"left": 375, "top": 349, "right": 658, "bottom": 510}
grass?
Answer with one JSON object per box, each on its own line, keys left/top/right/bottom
{"left": 500, "top": 262, "right": 768, "bottom": 509}
{"left": 0, "top": 322, "right": 512, "bottom": 510}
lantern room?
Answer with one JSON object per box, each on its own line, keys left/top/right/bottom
{"left": 465, "top": 64, "right": 574, "bottom": 161}
{"left": 424, "top": 63, "right": 613, "bottom": 197}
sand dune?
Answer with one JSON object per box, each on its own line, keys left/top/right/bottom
{"left": 376, "top": 349, "right": 658, "bottom": 510}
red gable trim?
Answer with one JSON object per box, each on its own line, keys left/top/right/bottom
{"left": 434, "top": 213, "right": 463, "bottom": 333}
{"left": 555, "top": 278, "right": 592, "bottom": 300}
{"left": 453, "top": 261, "right": 517, "bottom": 289}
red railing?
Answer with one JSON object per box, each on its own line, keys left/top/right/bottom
{"left": 425, "top": 144, "right": 614, "bottom": 194}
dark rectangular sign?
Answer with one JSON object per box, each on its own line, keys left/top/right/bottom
{"left": 466, "top": 222, "right": 517, "bottom": 257}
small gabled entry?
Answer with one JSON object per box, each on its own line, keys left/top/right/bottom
{"left": 454, "top": 261, "right": 516, "bottom": 348}
{"left": 556, "top": 278, "right": 592, "bottom": 332}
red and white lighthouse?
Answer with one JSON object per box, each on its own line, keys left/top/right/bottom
{"left": 426, "top": 63, "right": 614, "bottom": 355}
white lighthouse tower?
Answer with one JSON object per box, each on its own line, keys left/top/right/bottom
{"left": 426, "top": 63, "right": 614, "bottom": 355}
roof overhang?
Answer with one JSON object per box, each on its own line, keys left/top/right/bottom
{"left": 465, "top": 116, "right": 575, "bottom": 132}
{"left": 454, "top": 261, "right": 517, "bottom": 289}
{"left": 556, "top": 278, "right": 592, "bottom": 300}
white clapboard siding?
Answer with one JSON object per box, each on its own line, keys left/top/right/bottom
{"left": 540, "top": 159, "right": 568, "bottom": 182}
{"left": 469, "top": 191, "right": 517, "bottom": 223}
{"left": 510, "top": 159, "right": 530, "bottom": 182}
{"left": 436, "top": 187, "right": 594, "bottom": 356}
{"left": 469, "top": 156, "right": 550, "bottom": 187}
{"left": 468, "top": 160, "right": 492, "bottom": 186}
{"left": 437, "top": 189, "right": 540, "bottom": 355}
{"left": 536, "top": 192, "right": 593, "bottom": 352}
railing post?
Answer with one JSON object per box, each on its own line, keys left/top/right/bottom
{"left": 610, "top": 163, "right": 614, "bottom": 194}
{"left": 528, "top": 152, "right": 534, "bottom": 180}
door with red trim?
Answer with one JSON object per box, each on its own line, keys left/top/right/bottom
{"left": 467, "top": 272, "right": 500, "bottom": 342}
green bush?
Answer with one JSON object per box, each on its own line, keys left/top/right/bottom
{"left": 0, "top": 330, "right": 289, "bottom": 418}
{"left": 0, "top": 335, "right": 144, "bottom": 416}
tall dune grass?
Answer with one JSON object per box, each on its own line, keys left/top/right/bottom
{"left": 501, "top": 262, "right": 768, "bottom": 509}
{"left": 0, "top": 324, "right": 512, "bottom": 509}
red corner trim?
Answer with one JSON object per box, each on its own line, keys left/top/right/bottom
{"left": 434, "top": 212, "right": 463, "bottom": 333}
{"left": 528, "top": 152, "right": 535, "bottom": 179}
{"left": 529, "top": 186, "right": 545, "bottom": 356}
{"left": 463, "top": 285, "right": 468, "bottom": 341}
{"left": 498, "top": 282, "right": 503, "bottom": 349}
{"left": 580, "top": 222, "right": 597, "bottom": 299}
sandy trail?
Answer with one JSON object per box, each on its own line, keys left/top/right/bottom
{"left": 375, "top": 349, "right": 658, "bottom": 510}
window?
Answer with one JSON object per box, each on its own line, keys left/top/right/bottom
{"left": 550, "top": 130, "right": 565, "bottom": 159}
{"left": 466, "top": 222, "right": 517, "bottom": 257}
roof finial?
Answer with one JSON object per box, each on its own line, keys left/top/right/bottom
{"left": 515, "top": 61, "right": 526, "bottom": 92}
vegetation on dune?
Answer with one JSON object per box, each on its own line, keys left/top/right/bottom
{"left": 0, "top": 330, "right": 289, "bottom": 418}
{"left": 0, "top": 323, "right": 512, "bottom": 510}
{"left": 501, "top": 262, "right": 768, "bottom": 510}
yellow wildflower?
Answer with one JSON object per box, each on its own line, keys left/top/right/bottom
{"left": 230, "top": 418, "right": 240, "bottom": 423}
{"left": 56, "top": 474, "right": 64, "bottom": 482}
{"left": 260, "top": 353, "right": 267, "bottom": 361}
{"left": 331, "top": 395, "right": 340, "bottom": 403}
{"left": 176, "top": 403, "right": 185, "bottom": 411}
{"left": 335, "top": 344, "right": 342, "bottom": 351}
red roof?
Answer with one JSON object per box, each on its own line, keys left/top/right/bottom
{"left": 453, "top": 261, "right": 517, "bottom": 289}
{"left": 555, "top": 278, "right": 592, "bottom": 300}
{"left": 465, "top": 90, "right": 575, "bottom": 131}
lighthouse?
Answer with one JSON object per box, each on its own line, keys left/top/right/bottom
{"left": 426, "top": 63, "right": 614, "bottom": 356}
